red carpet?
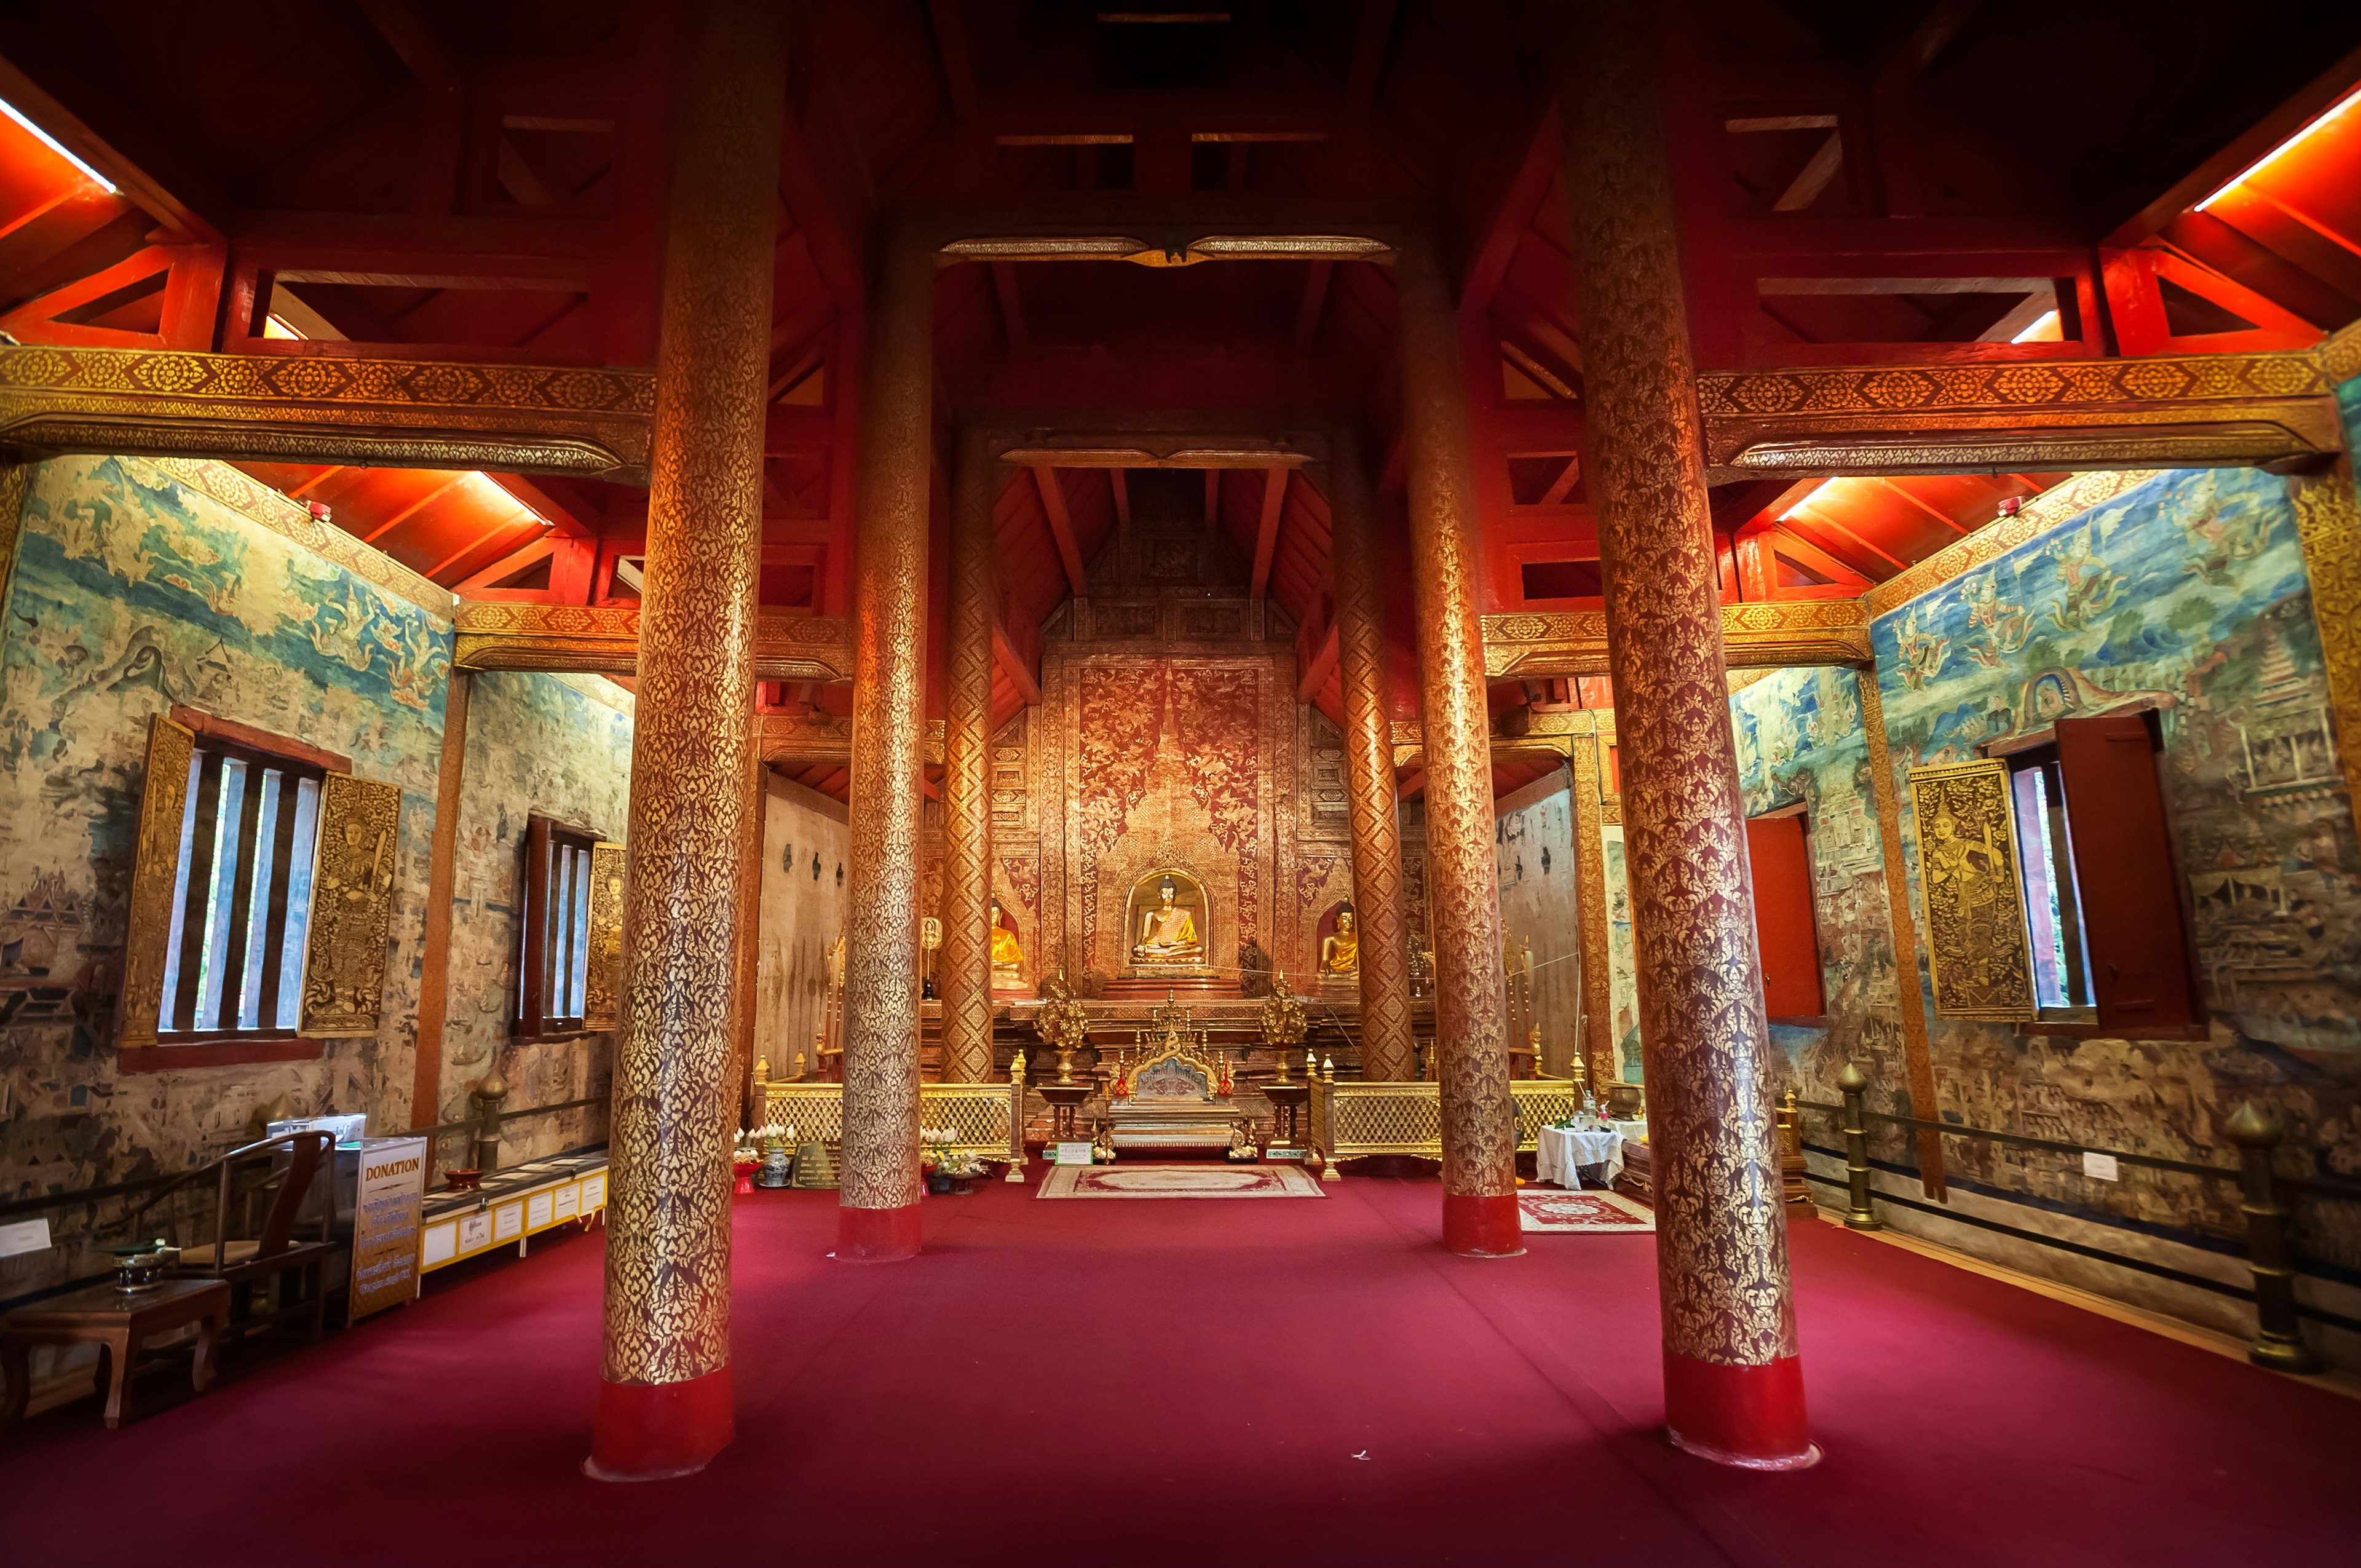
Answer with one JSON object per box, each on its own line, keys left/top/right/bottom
{"left": 4, "top": 1171, "right": 2357, "bottom": 1566}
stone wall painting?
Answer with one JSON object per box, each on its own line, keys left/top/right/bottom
{"left": 1730, "top": 453, "right": 2361, "bottom": 1295}
{"left": 1493, "top": 782, "right": 1584, "bottom": 1077}
{"left": 445, "top": 670, "right": 634, "bottom": 1162}
{"left": 757, "top": 774, "right": 850, "bottom": 1082}
{"left": 1600, "top": 825, "right": 1642, "bottom": 1083}
{"left": 0, "top": 454, "right": 446, "bottom": 1256}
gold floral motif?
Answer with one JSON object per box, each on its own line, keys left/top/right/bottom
{"left": 1328, "top": 427, "right": 1415, "bottom": 1079}
{"left": 1396, "top": 236, "right": 1517, "bottom": 1203}
{"left": 298, "top": 773, "right": 404, "bottom": 1037}
{"left": 1567, "top": 732, "right": 1615, "bottom": 1091}
{"left": 454, "top": 603, "right": 853, "bottom": 683}
{"left": 2287, "top": 459, "right": 2361, "bottom": 817}
{"left": 116, "top": 713, "right": 196, "bottom": 1049}
{"left": 1905, "top": 759, "right": 2038, "bottom": 1021}
{"left": 600, "top": 0, "right": 783, "bottom": 1391}
{"left": 1481, "top": 601, "right": 1870, "bottom": 679}
{"left": 939, "top": 432, "right": 999, "bottom": 1083}
{"left": 838, "top": 235, "right": 937, "bottom": 1217}
{"left": 1698, "top": 349, "right": 2339, "bottom": 480}
{"left": 0, "top": 344, "right": 652, "bottom": 482}
{"left": 1562, "top": 6, "right": 1795, "bottom": 1368}
{"left": 583, "top": 842, "right": 627, "bottom": 1030}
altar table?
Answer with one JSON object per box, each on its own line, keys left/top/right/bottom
{"left": 1535, "top": 1126, "right": 1624, "bottom": 1190}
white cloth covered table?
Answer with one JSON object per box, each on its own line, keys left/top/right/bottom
{"left": 1536, "top": 1125, "right": 1623, "bottom": 1190}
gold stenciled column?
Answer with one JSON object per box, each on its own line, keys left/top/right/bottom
{"left": 1394, "top": 239, "right": 1520, "bottom": 1254}
{"left": 1560, "top": 2, "right": 1812, "bottom": 1467}
{"left": 938, "top": 427, "right": 997, "bottom": 1084}
{"left": 1567, "top": 722, "right": 1617, "bottom": 1091}
{"left": 1327, "top": 426, "right": 1416, "bottom": 1082}
{"left": 591, "top": 0, "right": 783, "bottom": 1482}
{"left": 837, "top": 225, "right": 935, "bottom": 1259}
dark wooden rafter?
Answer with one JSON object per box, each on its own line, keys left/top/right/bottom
{"left": 1032, "top": 464, "right": 1088, "bottom": 595}
{"left": 1249, "top": 463, "right": 1287, "bottom": 600}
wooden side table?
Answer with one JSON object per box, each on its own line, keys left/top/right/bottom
{"left": 2, "top": 1277, "right": 231, "bottom": 1428}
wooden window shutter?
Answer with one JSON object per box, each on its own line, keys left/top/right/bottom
{"left": 516, "top": 815, "right": 553, "bottom": 1037}
{"left": 297, "top": 772, "right": 405, "bottom": 1037}
{"left": 118, "top": 712, "right": 196, "bottom": 1049}
{"left": 582, "top": 841, "right": 628, "bottom": 1029}
{"left": 2056, "top": 713, "right": 2199, "bottom": 1031}
{"left": 1745, "top": 814, "right": 1825, "bottom": 1017}
{"left": 1907, "top": 758, "right": 2038, "bottom": 1020}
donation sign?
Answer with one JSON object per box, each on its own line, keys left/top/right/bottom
{"left": 350, "top": 1136, "right": 427, "bottom": 1323}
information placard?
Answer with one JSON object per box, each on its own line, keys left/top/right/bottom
{"left": 350, "top": 1136, "right": 427, "bottom": 1323}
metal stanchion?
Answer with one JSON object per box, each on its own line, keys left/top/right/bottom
{"left": 2224, "top": 1101, "right": 2321, "bottom": 1373}
{"left": 1838, "top": 1062, "right": 1882, "bottom": 1231}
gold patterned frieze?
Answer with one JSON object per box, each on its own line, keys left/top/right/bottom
{"left": 1698, "top": 349, "right": 2339, "bottom": 481}
{"left": 1906, "top": 758, "right": 2037, "bottom": 1021}
{"left": 454, "top": 601, "right": 852, "bottom": 682}
{"left": 938, "top": 234, "right": 1391, "bottom": 267}
{"left": 2322, "top": 319, "right": 2361, "bottom": 387}
{"left": 0, "top": 344, "right": 654, "bottom": 482}
{"left": 1479, "top": 601, "right": 1870, "bottom": 681}
{"left": 758, "top": 712, "right": 944, "bottom": 767}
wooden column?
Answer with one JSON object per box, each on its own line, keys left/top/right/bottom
{"left": 1567, "top": 723, "right": 1617, "bottom": 1091}
{"left": 1395, "top": 237, "right": 1520, "bottom": 1255}
{"left": 1560, "top": 3, "right": 1813, "bottom": 1468}
{"left": 938, "top": 428, "right": 997, "bottom": 1083}
{"left": 732, "top": 735, "right": 764, "bottom": 1122}
{"left": 590, "top": 0, "right": 782, "bottom": 1483}
{"left": 1856, "top": 669, "right": 1946, "bottom": 1198}
{"left": 409, "top": 667, "right": 472, "bottom": 1130}
{"left": 837, "top": 226, "right": 935, "bottom": 1259}
{"left": 1327, "top": 426, "right": 1415, "bottom": 1082}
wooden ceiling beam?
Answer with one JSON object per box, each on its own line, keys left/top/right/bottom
{"left": 359, "top": 472, "right": 472, "bottom": 544}
{"left": 1294, "top": 258, "right": 1333, "bottom": 347}
{"left": 1461, "top": 104, "right": 1560, "bottom": 317}
{"left": 1032, "top": 464, "right": 1088, "bottom": 595}
{"left": 1110, "top": 467, "right": 1131, "bottom": 529}
{"left": 927, "top": 0, "right": 982, "bottom": 119}
{"left": 991, "top": 259, "right": 1027, "bottom": 349}
{"left": 1296, "top": 620, "right": 1341, "bottom": 705}
{"left": 1250, "top": 464, "right": 1287, "bottom": 600}
{"left": 992, "top": 613, "right": 1043, "bottom": 707}
{"left": 454, "top": 533, "right": 558, "bottom": 594}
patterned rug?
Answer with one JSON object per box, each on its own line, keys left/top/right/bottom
{"left": 1517, "top": 1189, "right": 1656, "bottom": 1233}
{"left": 1038, "top": 1163, "right": 1327, "bottom": 1199}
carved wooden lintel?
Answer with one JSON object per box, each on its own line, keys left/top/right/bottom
{"left": 453, "top": 603, "right": 854, "bottom": 683}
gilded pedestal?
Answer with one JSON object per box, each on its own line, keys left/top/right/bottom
{"left": 1327, "top": 426, "right": 1416, "bottom": 1082}
{"left": 1395, "top": 239, "right": 1519, "bottom": 1256}
{"left": 1560, "top": 2, "right": 1812, "bottom": 1466}
{"left": 939, "top": 429, "right": 998, "bottom": 1083}
{"left": 837, "top": 231, "right": 936, "bottom": 1260}
{"left": 592, "top": 0, "right": 783, "bottom": 1481}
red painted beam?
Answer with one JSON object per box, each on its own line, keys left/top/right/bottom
{"left": 1249, "top": 465, "right": 1286, "bottom": 600}
{"left": 992, "top": 615, "right": 1043, "bottom": 706}
{"left": 1032, "top": 465, "right": 1088, "bottom": 596}
{"left": 764, "top": 405, "right": 835, "bottom": 455}
{"left": 1295, "top": 621, "right": 1340, "bottom": 705}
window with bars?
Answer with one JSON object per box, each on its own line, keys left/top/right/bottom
{"left": 517, "top": 816, "right": 601, "bottom": 1035}
{"left": 154, "top": 736, "right": 326, "bottom": 1040}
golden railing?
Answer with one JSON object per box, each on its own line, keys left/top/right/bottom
{"left": 1308, "top": 1076, "right": 1586, "bottom": 1162}
{"left": 760, "top": 1078, "right": 1026, "bottom": 1166}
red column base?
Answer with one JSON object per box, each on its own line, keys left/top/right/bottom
{"left": 1663, "top": 1350, "right": 1817, "bottom": 1470}
{"left": 837, "top": 1201, "right": 923, "bottom": 1260}
{"left": 1442, "top": 1192, "right": 1524, "bottom": 1257}
{"left": 586, "top": 1366, "right": 734, "bottom": 1481}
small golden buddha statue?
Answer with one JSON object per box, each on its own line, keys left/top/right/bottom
{"left": 989, "top": 898, "right": 1024, "bottom": 989}
{"left": 1133, "top": 876, "right": 1201, "bottom": 963}
{"left": 1320, "top": 906, "right": 1359, "bottom": 975}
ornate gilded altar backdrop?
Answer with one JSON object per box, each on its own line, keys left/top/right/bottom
{"left": 936, "top": 477, "right": 1366, "bottom": 1000}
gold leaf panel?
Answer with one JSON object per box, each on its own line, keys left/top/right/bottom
{"left": 1906, "top": 758, "right": 2036, "bottom": 1021}
{"left": 584, "top": 841, "right": 628, "bottom": 1029}
{"left": 117, "top": 713, "right": 195, "bottom": 1048}
{"left": 298, "top": 774, "right": 404, "bottom": 1037}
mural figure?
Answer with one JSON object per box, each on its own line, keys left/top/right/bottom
{"left": 1128, "top": 869, "right": 1207, "bottom": 967}
{"left": 2044, "top": 525, "right": 2129, "bottom": 632}
{"left": 1961, "top": 571, "right": 2033, "bottom": 669}
{"left": 1895, "top": 604, "right": 1950, "bottom": 690}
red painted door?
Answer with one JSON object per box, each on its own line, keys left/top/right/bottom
{"left": 2057, "top": 713, "right": 2199, "bottom": 1031}
{"left": 1746, "top": 814, "right": 1824, "bottom": 1018}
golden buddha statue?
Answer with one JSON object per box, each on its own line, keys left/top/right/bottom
{"left": 1320, "top": 906, "right": 1359, "bottom": 975}
{"left": 1132, "top": 875, "right": 1202, "bottom": 964}
{"left": 989, "top": 898, "right": 1023, "bottom": 990}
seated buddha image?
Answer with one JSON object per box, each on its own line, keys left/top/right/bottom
{"left": 1129, "top": 871, "right": 1206, "bottom": 967}
{"left": 1321, "top": 905, "right": 1359, "bottom": 976}
{"left": 990, "top": 898, "right": 1024, "bottom": 989}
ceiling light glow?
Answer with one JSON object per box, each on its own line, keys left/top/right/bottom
{"left": 2195, "top": 84, "right": 2361, "bottom": 212}
{"left": 0, "top": 97, "right": 117, "bottom": 194}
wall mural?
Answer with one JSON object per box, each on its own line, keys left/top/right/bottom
{"left": 1735, "top": 449, "right": 2361, "bottom": 1279}
{"left": 0, "top": 455, "right": 446, "bottom": 1206}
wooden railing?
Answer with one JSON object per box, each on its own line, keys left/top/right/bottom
{"left": 1308, "top": 1074, "right": 1586, "bottom": 1163}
